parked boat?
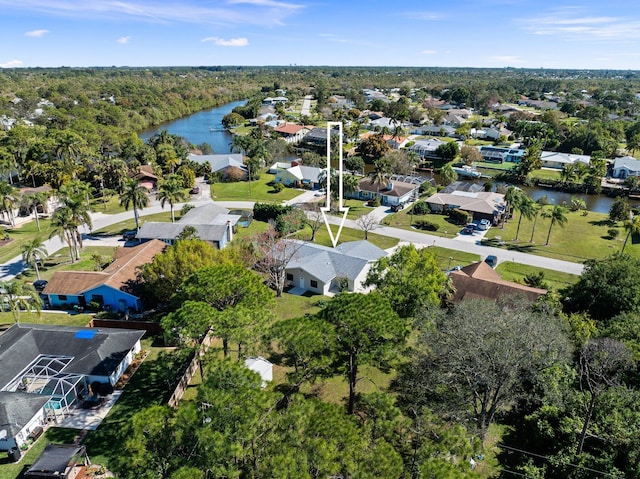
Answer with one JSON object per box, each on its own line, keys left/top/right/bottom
{"left": 452, "top": 165, "right": 483, "bottom": 178}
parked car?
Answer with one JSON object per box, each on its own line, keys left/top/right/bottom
{"left": 122, "top": 230, "right": 137, "bottom": 241}
{"left": 32, "top": 280, "right": 48, "bottom": 292}
{"left": 485, "top": 255, "right": 498, "bottom": 268}
{"left": 463, "top": 223, "right": 476, "bottom": 234}
{"left": 190, "top": 186, "right": 200, "bottom": 195}
{"left": 477, "top": 219, "right": 491, "bottom": 231}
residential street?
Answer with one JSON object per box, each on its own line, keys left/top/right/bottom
{"left": 0, "top": 188, "right": 584, "bottom": 281}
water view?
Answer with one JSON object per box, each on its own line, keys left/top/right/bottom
{"left": 138, "top": 99, "right": 247, "bottom": 154}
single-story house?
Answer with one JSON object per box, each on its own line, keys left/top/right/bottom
{"left": 262, "top": 96, "right": 288, "bottom": 105}
{"left": 612, "top": 156, "right": 640, "bottom": 179}
{"left": 409, "top": 138, "right": 446, "bottom": 159}
{"left": 349, "top": 177, "right": 419, "bottom": 206}
{"left": 136, "top": 203, "right": 239, "bottom": 248}
{"left": 479, "top": 146, "right": 525, "bottom": 164}
{"left": 540, "top": 151, "right": 590, "bottom": 170}
{"left": 244, "top": 357, "right": 273, "bottom": 388}
{"left": 283, "top": 240, "right": 387, "bottom": 296}
{"left": 42, "top": 239, "right": 166, "bottom": 312}
{"left": 425, "top": 187, "right": 506, "bottom": 224}
{"left": 275, "top": 165, "right": 323, "bottom": 189}
{"left": 132, "top": 165, "right": 158, "bottom": 190}
{"left": 188, "top": 153, "right": 247, "bottom": 179}
{"left": 448, "top": 261, "right": 547, "bottom": 302}
{"left": 360, "top": 132, "right": 408, "bottom": 149}
{"left": 471, "top": 126, "right": 512, "bottom": 141}
{"left": 25, "top": 444, "right": 89, "bottom": 478}
{"left": 410, "top": 125, "right": 457, "bottom": 137}
{"left": 18, "top": 185, "right": 59, "bottom": 217}
{"left": 273, "top": 123, "right": 311, "bottom": 144}
{"left": 303, "top": 127, "right": 331, "bottom": 146}
{"left": 0, "top": 323, "right": 145, "bottom": 450}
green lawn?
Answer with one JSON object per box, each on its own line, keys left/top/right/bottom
{"left": 92, "top": 211, "right": 173, "bottom": 236}
{"left": 484, "top": 209, "right": 632, "bottom": 263}
{"left": 382, "top": 209, "right": 462, "bottom": 238}
{"left": 429, "top": 246, "right": 481, "bottom": 270}
{"left": 210, "top": 174, "right": 301, "bottom": 202}
{"left": 295, "top": 224, "right": 399, "bottom": 250}
{"left": 0, "top": 312, "right": 92, "bottom": 331}
{"left": 82, "top": 339, "right": 191, "bottom": 470}
{"left": 495, "top": 261, "right": 579, "bottom": 291}
{"left": 0, "top": 218, "right": 57, "bottom": 265}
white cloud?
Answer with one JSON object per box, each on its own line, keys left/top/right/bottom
{"left": 202, "top": 37, "right": 249, "bottom": 47}
{"left": 421, "top": 50, "right": 437, "bottom": 54}
{"left": 25, "top": 29, "right": 49, "bottom": 37}
{"left": 0, "top": 59, "right": 24, "bottom": 68}
{"left": 117, "top": 36, "right": 131, "bottom": 44}
{"left": 488, "top": 55, "right": 525, "bottom": 64}
{"left": 520, "top": 8, "right": 640, "bottom": 41}
{"left": 0, "top": 0, "right": 304, "bottom": 27}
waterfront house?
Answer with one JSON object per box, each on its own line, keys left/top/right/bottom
{"left": 349, "top": 177, "right": 419, "bottom": 206}
{"left": 612, "top": 156, "right": 640, "bottom": 179}
{"left": 425, "top": 186, "right": 506, "bottom": 224}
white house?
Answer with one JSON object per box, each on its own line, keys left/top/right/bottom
{"left": 409, "top": 138, "right": 446, "bottom": 159}
{"left": 283, "top": 240, "right": 387, "bottom": 296}
{"left": 275, "top": 165, "right": 323, "bottom": 189}
{"left": 244, "top": 357, "right": 273, "bottom": 388}
{"left": 612, "top": 156, "right": 640, "bottom": 179}
{"left": 540, "top": 151, "right": 591, "bottom": 170}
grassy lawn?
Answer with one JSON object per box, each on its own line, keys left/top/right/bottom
{"left": 495, "top": 261, "right": 579, "bottom": 291}
{"left": 429, "top": 246, "right": 481, "bottom": 270}
{"left": 344, "top": 199, "right": 376, "bottom": 220}
{"left": 92, "top": 211, "right": 173, "bottom": 236}
{"left": 82, "top": 339, "right": 190, "bottom": 470}
{"left": 530, "top": 168, "right": 563, "bottom": 182}
{"left": 382, "top": 209, "right": 462, "bottom": 238}
{"left": 484, "top": 209, "right": 633, "bottom": 263}
{"left": 210, "top": 174, "right": 301, "bottom": 202}
{"left": 0, "top": 218, "right": 57, "bottom": 265}
{"left": 296, "top": 224, "right": 399, "bottom": 250}
{"left": 0, "top": 312, "right": 92, "bottom": 330}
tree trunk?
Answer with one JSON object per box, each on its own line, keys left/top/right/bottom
{"left": 34, "top": 260, "right": 41, "bottom": 280}
{"left": 347, "top": 351, "right": 358, "bottom": 414}
{"left": 530, "top": 215, "right": 539, "bottom": 242}
{"left": 170, "top": 205, "right": 175, "bottom": 223}
{"left": 223, "top": 338, "right": 229, "bottom": 358}
{"left": 33, "top": 207, "right": 40, "bottom": 231}
{"left": 515, "top": 215, "right": 523, "bottom": 241}
{"left": 578, "top": 393, "right": 597, "bottom": 454}
{"left": 134, "top": 206, "right": 140, "bottom": 231}
{"left": 545, "top": 222, "right": 553, "bottom": 246}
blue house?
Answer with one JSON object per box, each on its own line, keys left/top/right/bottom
{"left": 42, "top": 240, "right": 166, "bottom": 312}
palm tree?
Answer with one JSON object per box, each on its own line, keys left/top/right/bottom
{"left": 439, "top": 164, "right": 458, "bottom": 186}
{"left": 119, "top": 178, "right": 150, "bottom": 231}
{"left": 157, "top": 175, "right": 188, "bottom": 223}
{"left": 515, "top": 196, "right": 536, "bottom": 241}
{"left": 22, "top": 191, "right": 48, "bottom": 231}
{"left": 542, "top": 205, "right": 568, "bottom": 246}
{"left": 1, "top": 281, "right": 42, "bottom": 323}
{"left": 529, "top": 196, "right": 549, "bottom": 243}
{"left": 369, "top": 158, "right": 393, "bottom": 199}
{"left": 50, "top": 206, "right": 79, "bottom": 262}
{"left": 503, "top": 186, "right": 522, "bottom": 227}
{"left": 21, "top": 237, "right": 48, "bottom": 280}
{"left": 622, "top": 213, "right": 640, "bottom": 253}
{"left": 0, "top": 181, "right": 18, "bottom": 227}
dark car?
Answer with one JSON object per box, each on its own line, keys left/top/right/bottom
{"left": 32, "top": 279, "right": 48, "bottom": 292}
{"left": 484, "top": 255, "right": 498, "bottom": 268}
{"left": 190, "top": 186, "right": 200, "bottom": 194}
{"left": 122, "top": 230, "right": 137, "bottom": 241}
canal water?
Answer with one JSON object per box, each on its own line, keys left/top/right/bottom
{"left": 138, "top": 99, "right": 247, "bottom": 154}
{"left": 139, "top": 100, "right": 620, "bottom": 214}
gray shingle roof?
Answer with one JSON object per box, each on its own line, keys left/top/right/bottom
{"left": 178, "top": 204, "right": 230, "bottom": 225}
{"left": 0, "top": 391, "right": 48, "bottom": 438}
{"left": 284, "top": 240, "right": 386, "bottom": 283}
{"left": 0, "top": 324, "right": 145, "bottom": 388}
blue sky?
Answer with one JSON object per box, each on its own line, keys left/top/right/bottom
{"left": 1, "top": 0, "right": 639, "bottom": 70}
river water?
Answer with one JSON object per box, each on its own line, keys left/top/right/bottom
{"left": 138, "top": 99, "right": 247, "bottom": 154}
{"left": 138, "top": 100, "right": 620, "bottom": 214}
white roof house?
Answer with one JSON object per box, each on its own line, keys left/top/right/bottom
{"left": 540, "top": 151, "right": 591, "bottom": 170}
{"left": 275, "top": 165, "right": 323, "bottom": 189}
{"left": 244, "top": 357, "right": 273, "bottom": 388}
{"left": 612, "top": 156, "right": 640, "bottom": 179}
{"left": 282, "top": 240, "right": 387, "bottom": 296}
{"left": 188, "top": 153, "right": 246, "bottom": 174}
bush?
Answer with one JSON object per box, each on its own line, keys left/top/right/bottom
{"left": 369, "top": 197, "right": 381, "bottom": 207}
{"left": 271, "top": 182, "right": 284, "bottom": 193}
{"left": 254, "top": 203, "right": 293, "bottom": 222}
{"left": 411, "top": 201, "right": 430, "bottom": 215}
{"left": 448, "top": 208, "right": 471, "bottom": 225}
{"left": 608, "top": 227, "right": 620, "bottom": 239}
{"left": 414, "top": 220, "right": 439, "bottom": 231}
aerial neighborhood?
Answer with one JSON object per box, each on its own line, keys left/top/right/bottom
{"left": 1, "top": 66, "right": 640, "bottom": 478}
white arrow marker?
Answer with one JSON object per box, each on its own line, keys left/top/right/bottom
{"left": 321, "top": 121, "right": 349, "bottom": 248}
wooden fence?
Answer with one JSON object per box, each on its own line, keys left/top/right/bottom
{"left": 167, "top": 332, "right": 215, "bottom": 407}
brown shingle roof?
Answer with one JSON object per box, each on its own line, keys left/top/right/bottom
{"left": 43, "top": 240, "right": 166, "bottom": 295}
{"left": 274, "top": 123, "right": 307, "bottom": 135}
{"left": 449, "top": 262, "right": 546, "bottom": 302}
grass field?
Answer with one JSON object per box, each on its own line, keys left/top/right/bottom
{"left": 484, "top": 209, "right": 636, "bottom": 263}
{"left": 210, "top": 173, "right": 301, "bottom": 202}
